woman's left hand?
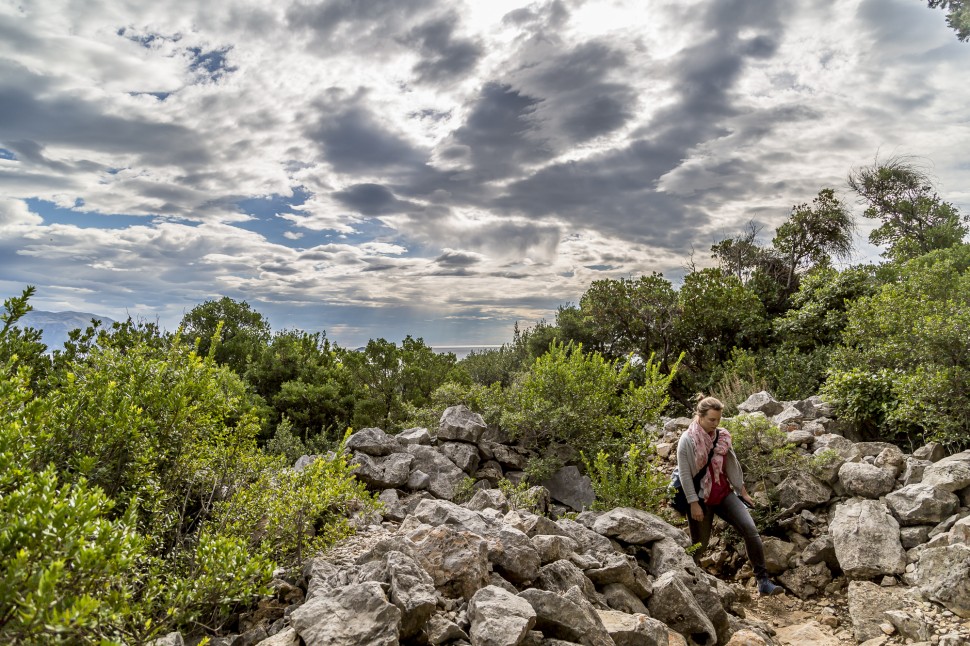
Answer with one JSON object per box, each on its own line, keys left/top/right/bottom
{"left": 741, "top": 493, "right": 756, "bottom": 507}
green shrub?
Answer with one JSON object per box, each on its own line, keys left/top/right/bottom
{"left": 581, "top": 444, "right": 669, "bottom": 512}
{"left": 0, "top": 364, "right": 143, "bottom": 645}
{"left": 723, "top": 414, "right": 814, "bottom": 491}
{"left": 502, "top": 342, "right": 678, "bottom": 459}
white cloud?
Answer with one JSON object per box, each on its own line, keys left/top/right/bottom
{"left": 1, "top": 0, "right": 969, "bottom": 345}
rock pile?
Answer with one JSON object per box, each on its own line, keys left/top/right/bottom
{"left": 155, "top": 398, "right": 970, "bottom": 646}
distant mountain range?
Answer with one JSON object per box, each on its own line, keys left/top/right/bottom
{"left": 20, "top": 310, "right": 115, "bottom": 351}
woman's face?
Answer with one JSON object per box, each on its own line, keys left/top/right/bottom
{"left": 697, "top": 408, "right": 721, "bottom": 435}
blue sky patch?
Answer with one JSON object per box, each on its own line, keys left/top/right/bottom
{"left": 0, "top": 148, "right": 16, "bottom": 160}
{"left": 27, "top": 198, "right": 151, "bottom": 229}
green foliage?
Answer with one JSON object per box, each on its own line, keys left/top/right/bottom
{"left": 772, "top": 188, "right": 854, "bottom": 291}
{"left": 502, "top": 342, "right": 677, "bottom": 459}
{"left": 0, "top": 363, "right": 142, "bottom": 645}
{"left": 774, "top": 265, "right": 879, "bottom": 350}
{"left": 345, "top": 336, "right": 456, "bottom": 432}
{"left": 180, "top": 296, "right": 271, "bottom": 374}
{"left": 723, "top": 414, "right": 815, "bottom": 490}
{"left": 676, "top": 268, "right": 767, "bottom": 385}
{"left": 709, "top": 348, "right": 770, "bottom": 416}
{"left": 581, "top": 444, "right": 669, "bottom": 512}
{"left": 578, "top": 274, "right": 679, "bottom": 368}
{"left": 824, "top": 245, "right": 970, "bottom": 448}
{"left": 523, "top": 454, "right": 563, "bottom": 484}
{"left": 264, "top": 416, "right": 308, "bottom": 465}
{"left": 211, "top": 434, "right": 378, "bottom": 566}
{"left": 451, "top": 477, "right": 477, "bottom": 505}
{"left": 848, "top": 157, "right": 968, "bottom": 260}
{"left": 246, "top": 330, "right": 354, "bottom": 445}
{"left": 496, "top": 478, "right": 544, "bottom": 514}
{"left": 928, "top": 0, "right": 970, "bottom": 41}
{"left": 0, "top": 287, "right": 51, "bottom": 388}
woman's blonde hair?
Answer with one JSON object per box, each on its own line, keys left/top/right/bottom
{"left": 694, "top": 395, "right": 724, "bottom": 418}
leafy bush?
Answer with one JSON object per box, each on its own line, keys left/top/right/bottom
{"left": 581, "top": 444, "right": 669, "bottom": 513}
{"left": 0, "top": 364, "right": 143, "bottom": 645}
{"left": 502, "top": 342, "right": 678, "bottom": 459}
{"left": 723, "top": 414, "right": 815, "bottom": 491}
{"left": 823, "top": 245, "right": 970, "bottom": 449}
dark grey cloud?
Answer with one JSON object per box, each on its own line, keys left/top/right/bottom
{"left": 435, "top": 249, "right": 481, "bottom": 267}
{"left": 333, "top": 183, "right": 416, "bottom": 216}
{"left": 446, "top": 82, "right": 549, "bottom": 179}
{"left": 0, "top": 61, "right": 212, "bottom": 168}
{"left": 286, "top": 0, "right": 437, "bottom": 53}
{"left": 502, "top": 0, "right": 570, "bottom": 30}
{"left": 516, "top": 41, "right": 637, "bottom": 144}
{"left": 403, "top": 13, "right": 483, "bottom": 83}
{"left": 306, "top": 93, "right": 427, "bottom": 173}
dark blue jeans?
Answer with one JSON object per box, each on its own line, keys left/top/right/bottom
{"left": 687, "top": 491, "right": 768, "bottom": 579}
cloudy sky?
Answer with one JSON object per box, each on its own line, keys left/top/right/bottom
{"left": 1, "top": 0, "right": 968, "bottom": 348}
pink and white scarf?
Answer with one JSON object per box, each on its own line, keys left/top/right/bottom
{"left": 686, "top": 419, "right": 732, "bottom": 500}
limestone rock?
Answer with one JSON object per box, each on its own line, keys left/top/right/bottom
{"left": 541, "top": 466, "right": 595, "bottom": 511}
{"left": 647, "top": 537, "right": 695, "bottom": 577}
{"left": 777, "top": 471, "right": 832, "bottom": 511}
{"left": 440, "top": 441, "right": 481, "bottom": 475}
{"left": 900, "top": 525, "right": 932, "bottom": 549}
{"left": 846, "top": 580, "right": 911, "bottom": 642}
{"left": 467, "top": 585, "right": 537, "bottom": 646}
{"left": 378, "top": 489, "right": 407, "bottom": 522}
{"left": 814, "top": 434, "right": 859, "bottom": 461}
{"left": 761, "top": 537, "right": 795, "bottom": 575}
{"left": 838, "top": 462, "right": 896, "bottom": 498}
{"left": 913, "top": 441, "right": 945, "bottom": 462}
{"left": 723, "top": 629, "right": 768, "bottom": 646}
{"left": 773, "top": 622, "right": 840, "bottom": 646}
{"left": 647, "top": 571, "right": 716, "bottom": 646}
{"left": 585, "top": 507, "right": 682, "bottom": 545}
{"left": 777, "top": 561, "right": 831, "bottom": 599}
{"left": 352, "top": 452, "right": 413, "bottom": 489}
{"left": 486, "top": 525, "right": 541, "bottom": 585}
{"left": 536, "top": 559, "right": 601, "bottom": 605}
{"left": 425, "top": 614, "right": 469, "bottom": 645}
{"left": 385, "top": 550, "right": 438, "bottom": 638}
{"left": 585, "top": 554, "right": 652, "bottom": 599}
{"left": 531, "top": 534, "right": 580, "bottom": 565}
{"left": 408, "top": 524, "right": 490, "bottom": 600}
{"left": 601, "top": 582, "right": 649, "bottom": 615}
{"left": 884, "top": 609, "right": 932, "bottom": 642}
{"left": 885, "top": 483, "right": 960, "bottom": 526}
{"left": 737, "top": 391, "right": 784, "bottom": 417}
{"left": 255, "top": 627, "right": 299, "bottom": 646}
{"left": 921, "top": 450, "right": 970, "bottom": 492}
{"left": 518, "top": 587, "right": 614, "bottom": 646}
{"left": 831, "top": 499, "right": 906, "bottom": 578}
{"left": 596, "top": 609, "right": 667, "bottom": 646}
{"left": 398, "top": 427, "right": 432, "bottom": 445}
{"left": 290, "top": 582, "right": 402, "bottom": 646}
{"left": 405, "top": 445, "right": 468, "bottom": 500}
{"left": 439, "top": 405, "right": 488, "bottom": 444}
{"left": 914, "top": 543, "right": 970, "bottom": 618}
{"left": 464, "top": 488, "right": 509, "bottom": 514}
{"left": 346, "top": 427, "right": 402, "bottom": 456}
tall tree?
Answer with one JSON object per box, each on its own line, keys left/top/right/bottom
{"left": 848, "top": 157, "right": 967, "bottom": 260}
{"left": 928, "top": 0, "right": 970, "bottom": 41}
{"left": 772, "top": 188, "right": 854, "bottom": 290}
{"left": 180, "top": 296, "right": 271, "bottom": 374}
{"left": 711, "top": 221, "right": 764, "bottom": 284}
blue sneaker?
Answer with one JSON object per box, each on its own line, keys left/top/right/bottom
{"left": 758, "top": 577, "right": 784, "bottom": 596}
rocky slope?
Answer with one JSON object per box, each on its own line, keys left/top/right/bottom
{"left": 153, "top": 395, "right": 970, "bottom": 646}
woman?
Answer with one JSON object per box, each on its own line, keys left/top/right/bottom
{"left": 675, "top": 396, "right": 783, "bottom": 596}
